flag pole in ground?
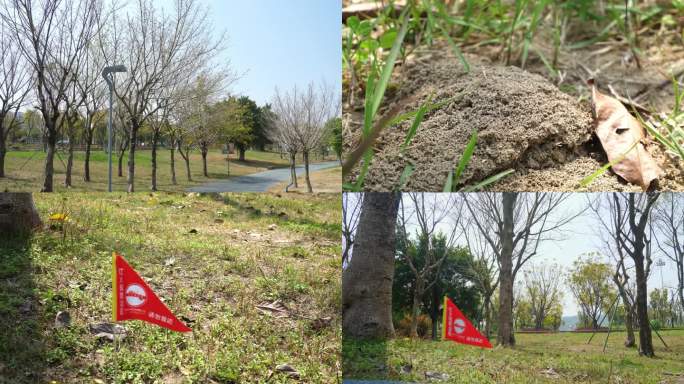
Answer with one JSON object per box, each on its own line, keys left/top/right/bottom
{"left": 111, "top": 252, "right": 119, "bottom": 378}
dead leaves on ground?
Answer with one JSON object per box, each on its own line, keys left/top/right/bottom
{"left": 256, "top": 300, "right": 290, "bottom": 318}
{"left": 589, "top": 79, "right": 664, "bottom": 190}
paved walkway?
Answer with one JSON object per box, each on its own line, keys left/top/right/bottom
{"left": 343, "top": 381, "right": 412, "bottom": 384}
{"left": 187, "top": 161, "right": 339, "bottom": 193}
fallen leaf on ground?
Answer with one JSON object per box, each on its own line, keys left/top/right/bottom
{"left": 89, "top": 323, "right": 127, "bottom": 341}
{"left": 589, "top": 79, "right": 663, "bottom": 190}
{"left": 54, "top": 311, "right": 71, "bottom": 328}
{"left": 425, "top": 371, "right": 449, "bottom": 381}
{"left": 275, "top": 363, "right": 300, "bottom": 379}
{"left": 256, "top": 300, "right": 289, "bottom": 318}
{"left": 540, "top": 367, "right": 560, "bottom": 378}
{"left": 310, "top": 316, "right": 332, "bottom": 331}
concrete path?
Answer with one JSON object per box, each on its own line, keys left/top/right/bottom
{"left": 343, "top": 381, "right": 413, "bottom": 384}
{"left": 187, "top": 161, "right": 339, "bottom": 193}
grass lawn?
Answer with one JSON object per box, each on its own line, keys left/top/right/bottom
{"left": 343, "top": 331, "right": 684, "bottom": 383}
{"left": 0, "top": 192, "right": 341, "bottom": 383}
{"left": 0, "top": 149, "right": 333, "bottom": 192}
{"left": 268, "top": 166, "right": 342, "bottom": 193}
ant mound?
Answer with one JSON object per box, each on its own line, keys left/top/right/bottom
{"left": 349, "top": 52, "right": 595, "bottom": 191}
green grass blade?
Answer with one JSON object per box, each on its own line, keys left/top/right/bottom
{"left": 579, "top": 140, "right": 639, "bottom": 187}
{"left": 453, "top": 129, "right": 478, "bottom": 185}
{"left": 368, "top": 9, "right": 410, "bottom": 122}
{"left": 401, "top": 96, "right": 432, "bottom": 150}
{"left": 438, "top": 24, "right": 471, "bottom": 73}
{"left": 443, "top": 129, "right": 477, "bottom": 192}
{"left": 443, "top": 169, "right": 454, "bottom": 192}
{"left": 397, "top": 163, "right": 414, "bottom": 190}
{"left": 461, "top": 169, "right": 514, "bottom": 192}
{"left": 568, "top": 20, "right": 617, "bottom": 49}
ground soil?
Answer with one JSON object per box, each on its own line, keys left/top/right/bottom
{"left": 344, "top": 40, "right": 684, "bottom": 191}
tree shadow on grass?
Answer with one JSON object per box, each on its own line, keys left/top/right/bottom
{"left": 231, "top": 159, "right": 289, "bottom": 170}
{"left": 220, "top": 194, "right": 340, "bottom": 235}
{"left": 342, "top": 337, "right": 392, "bottom": 381}
{"left": 0, "top": 233, "right": 46, "bottom": 384}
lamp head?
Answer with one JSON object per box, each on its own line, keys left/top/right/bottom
{"left": 102, "top": 65, "right": 127, "bottom": 77}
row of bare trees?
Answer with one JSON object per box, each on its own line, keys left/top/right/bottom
{"left": 343, "top": 192, "right": 684, "bottom": 358}
{"left": 0, "top": 0, "right": 234, "bottom": 191}
{"left": 268, "top": 82, "right": 339, "bottom": 192}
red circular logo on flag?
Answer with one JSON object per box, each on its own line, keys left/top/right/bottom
{"left": 453, "top": 318, "right": 466, "bottom": 334}
{"left": 125, "top": 284, "right": 147, "bottom": 307}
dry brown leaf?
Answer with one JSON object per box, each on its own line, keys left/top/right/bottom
{"left": 256, "top": 300, "right": 289, "bottom": 318}
{"left": 589, "top": 79, "right": 663, "bottom": 190}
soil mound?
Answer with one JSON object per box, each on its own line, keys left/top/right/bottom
{"left": 349, "top": 52, "right": 595, "bottom": 191}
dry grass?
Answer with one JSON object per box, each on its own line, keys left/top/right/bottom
{"left": 267, "top": 166, "right": 342, "bottom": 194}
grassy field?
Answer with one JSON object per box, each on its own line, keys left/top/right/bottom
{"left": 343, "top": 331, "right": 684, "bottom": 384}
{"left": 0, "top": 192, "right": 341, "bottom": 383}
{"left": 0, "top": 149, "right": 333, "bottom": 192}
{"left": 268, "top": 166, "right": 342, "bottom": 193}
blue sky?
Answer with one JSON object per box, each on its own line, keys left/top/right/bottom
{"left": 204, "top": 0, "right": 341, "bottom": 106}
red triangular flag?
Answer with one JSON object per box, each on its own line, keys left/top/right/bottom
{"left": 442, "top": 296, "right": 491, "bottom": 348}
{"left": 112, "top": 252, "right": 191, "bottom": 332}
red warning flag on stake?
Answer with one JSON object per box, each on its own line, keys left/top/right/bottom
{"left": 442, "top": 296, "right": 492, "bottom": 348}
{"left": 112, "top": 252, "right": 191, "bottom": 332}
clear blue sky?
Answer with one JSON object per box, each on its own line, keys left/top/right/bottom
{"left": 204, "top": 0, "right": 342, "bottom": 106}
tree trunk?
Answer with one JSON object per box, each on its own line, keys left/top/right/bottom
{"left": 497, "top": 192, "right": 517, "bottom": 346}
{"left": 0, "top": 193, "right": 41, "bottom": 235}
{"left": 634, "top": 252, "right": 654, "bottom": 356}
{"left": 409, "top": 276, "right": 425, "bottom": 338}
{"left": 84, "top": 131, "right": 92, "bottom": 182}
{"left": 151, "top": 131, "right": 159, "bottom": 191}
{"left": 64, "top": 141, "right": 74, "bottom": 187}
{"left": 127, "top": 123, "right": 138, "bottom": 193}
{"left": 238, "top": 145, "right": 245, "bottom": 162}
{"left": 201, "top": 147, "right": 208, "bottom": 177}
{"left": 185, "top": 156, "right": 192, "bottom": 181}
{"left": 343, "top": 192, "right": 401, "bottom": 339}
{"left": 290, "top": 152, "right": 298, "bottom": 188}
{"left": 0, "top": 129, "right": 6, "bottom": 178}
{"left": 117, "top": 149, "right": 124, "bottom": 177}
{"left": 170, "top": 145, "right": 177, "bottom": 185}
{"left": 41, "top": 127, "right": 57, "bottom": 192}
{"left": 431, "top": 280, "right": 440, "bottom": 340}
{"left": 614, "top": 272, "right": 636, "bottom": 347}
{"left": 303, "top": 150, "right": 313, "bottom": 193}
{"left": 484, "top": 295, "right": 492, "bottom": 339}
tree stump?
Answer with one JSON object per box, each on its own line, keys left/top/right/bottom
{"left": 0, "top": 193, "right": 41, "bottom": 235}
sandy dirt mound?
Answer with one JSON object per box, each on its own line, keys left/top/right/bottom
{"left": 345, "top": 51, "right": 683, "bottom": 191}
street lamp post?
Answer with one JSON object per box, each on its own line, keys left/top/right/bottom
{"left": 102, "top": 65, "right": 127, "bottom": 192}
{"left": 656, "top": 259, "right": 666, "bottom": 289}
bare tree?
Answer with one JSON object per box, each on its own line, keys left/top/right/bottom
{"left": 1, "top": 0, "right": 101, "bottom": 191}
{"left": 76, "top": 44, "right": 107, "bottom": 182}
{"left": 296, "top": 82, "right": 338, "bottom": 192}
{"left": 100, "top": 0, "right": 224, "bottom": 192}
{"left": 462, "top": 218, "right": 499, "bottom": 338}
{"left": 464, "top": 193, "right": 579, "bottom": 346}
{"left": 0, "top": 21, "right": 31, "bottom": 177}
{"left": 397, "top": 193, "right": 461, "bottom": 338}
{"left": 271, "top": 82, "right": 338, "bottom": 192}
{"left": 267, "top": 94, "right": 300, "bottom": 190}
{"left": 653, "top": 194, "right": 684, "bottom": 316}
{"left": 343, "top": 192, "right": 401, "bottom": 339}
{"left": 62, "top": 81, "right": 82, "bottom": 187}
{"left": 590, "top": 193, "right": 660, "bottom": 357}
{"left": 342, "top": 192, "right": 363, "bottom": 266}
